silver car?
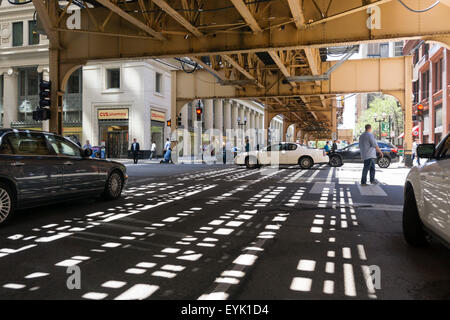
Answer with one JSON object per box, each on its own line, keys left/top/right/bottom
{"left": 403, "top": 133, "right": 450, "bottom": 247}
{"left": 0, "top": 129, "right": 128, "bottom": 226}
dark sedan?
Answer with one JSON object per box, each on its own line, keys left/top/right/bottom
{"left": 335, "top": 141, "right": 400, "bottom": 168}
{"left": 0, "top": 129, "right": 127, "bottom": 225}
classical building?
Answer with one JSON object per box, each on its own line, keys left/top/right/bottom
{"left": 404, "top": 41, "right": 449, "bottom": 144}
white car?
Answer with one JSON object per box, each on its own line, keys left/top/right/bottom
{"left": 403, "top": 133, "right": 450, "bottom": 247}
{"left": 235, "top": 142, "right": 329, "bottom": 169}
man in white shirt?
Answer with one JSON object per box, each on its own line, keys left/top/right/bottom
{"left": 150, "top": 141, "right": 156, "bottom": 160}
{"left": 163, "top": 138, "right": 171, "bottom": 153}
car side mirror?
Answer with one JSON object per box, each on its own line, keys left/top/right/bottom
{"left": 417, "top": 144, "right": 435, "bottom": 159}
{"left": 83, "top": 148, "right": 93, "bottom": 157}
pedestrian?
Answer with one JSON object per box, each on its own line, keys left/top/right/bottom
{"left": 131, "top": 138, "right": 140, "bottom": 164}
{"left": 83, "top": 140, "right": 92, "bottom": 150}
{"left": 160, "top": 148, "right": 172, "bottom": 164}
{"left": 412, "top": 139, "right": 420, "bottom": 166}
{"left": 324, "top": 141, "right": 331, "bottom": 154}
{"left": 245, "top": 137, "right": 250, "bottom": 153}
{"left": 332, "top": 140, "right": 338, "bottom": 153}
{"left": 359, "top": 124, "right": 384, "bottom": 186}
{"left": 150, "top": 141, "right": 156, "bottom": 160}
{"left": 163, "top": 138, "right": 171, "bottom": 154}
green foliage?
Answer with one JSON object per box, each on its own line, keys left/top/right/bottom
{"left": 356, "top": 95, "right": 404, "bottom": 142}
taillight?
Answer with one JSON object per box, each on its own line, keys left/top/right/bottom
{"left": 391, "top": 149, "right": 398, "bottom": 153}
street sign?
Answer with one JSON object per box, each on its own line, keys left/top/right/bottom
{"left": 381, "top": 122, "right": 389, "bottom": 133}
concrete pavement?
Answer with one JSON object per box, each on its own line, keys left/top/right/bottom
{"left": 0, "top": 163, "right": 448, "bottom": 300}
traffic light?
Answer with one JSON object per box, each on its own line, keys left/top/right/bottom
{"left": 166, "top": 120, "right": 171, "bottom": 127}
{"left": 33, "top": 79, "right": 51, "bottom": 121}
{"left": 39, "top": 80, "right": 51, "bottom": 108}
{"left": 196, "top": 106, "right": 203, "bottom": 121}
{"left": 32, "top": 108, "right": 51, "bottom": 121}
{"left": 177, "top": 113, "right": 182, "bottom": 127}
{"left": 417, "top": 104, "right": 424, "bottom": 121}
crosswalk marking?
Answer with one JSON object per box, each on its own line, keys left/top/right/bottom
{"left": 310, "top": 182, "right": 336, "bottom": 194}
{"left": 356, "top": 183, "right": 388, "bottom": 197}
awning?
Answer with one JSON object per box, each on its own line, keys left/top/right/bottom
{"left": 397, "top": 125, "right": 420, "bottom": 139}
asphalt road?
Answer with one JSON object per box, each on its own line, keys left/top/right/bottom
{"left": 0, "top": 163, "right": 449, "bottom": 300}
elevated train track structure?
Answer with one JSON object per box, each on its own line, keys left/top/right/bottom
{"left": 30, "top": 0, "right": 450, "bottom": 163}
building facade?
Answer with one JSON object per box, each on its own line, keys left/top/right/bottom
{"left": 0, "top": 2, "right": 282, "bottom": 159}
{"left": 404, "top": 41, "right": 449, "bottom": 144}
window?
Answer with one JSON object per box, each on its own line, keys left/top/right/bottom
{"left": 12, "top": 22, "right": 23, "bottom": 47}
{"left": 155, "top": 72, "right": 162, "bottom": 93}
{"left": 286, "top": 144, "right": 298, "bottom": 151}
{"left": 27, "top": 69, "right": 39, "bottom": 96}
{"left": 394, "top": 41, "right": 403, "bottom": 57}
{"left": 67, "top": 69, "right": 81, "bottom": 94}
{"left": 437, "top": 135, "right": 450, "bottom": 159}
{"left": 412, "top": 81, "right": 419, "bottom": 104}
{"left": 28, "top": 21, "right": 40, "bottom": 45}
{"left": 423, "top": 112, "right": 430, "bottom": 132}
{"left": 380, "top": 43, "right": 389, "bottom": 58}
{"left": 421, "top": 70, "right": 429, "bottom": 100}
{"left": 0, "top": 136, "right": 13, "bottom": 155}
{"left": 3, "top": 133, "right": 51, "bottom": 156}
{"left": 267, "top": 144, "right": 281, "bottom": 152}
{"left": 46, "top": 135, "right": 81, "bottom": 157}
{"left": 434, "top": 59, "right": 443, "bottom": 93}
{"left": 435, "top": 105, "right": 442, "bottom": 128}
{"left": 106, "top": 68, "right": 120, "bottom": 89}
{"left": 348, "top": 143, "right": 360, "bottom": 152}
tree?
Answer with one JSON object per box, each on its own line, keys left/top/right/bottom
{"left": 356, "top": 95, "right": 404, "bottom": 144}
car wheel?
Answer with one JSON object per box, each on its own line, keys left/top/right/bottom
{"left": 299, "top": 156, "right": 314, "bottom": 169}
{"left": 377, "top": 157, "right": 391, "bottom": 168}
{"left": 102, "top": 171, "right": 124, "bottom": 200}
{"left": 402, "top": 185, "right": 429, "bottom": 246}
{"left": 245, "top": 156, "right": 258, "bottom": 169}
{"left": 0, "top": 182, "right": 14, "bottom": 226}
{"left": 329, "top": 155, "right": 343, "bottom": 167}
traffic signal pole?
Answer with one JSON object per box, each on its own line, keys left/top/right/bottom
{"left": 49, "top": 47, "right": 63, "bottom": 135}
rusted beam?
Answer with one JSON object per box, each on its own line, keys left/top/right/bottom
{"left": 95, "top": 0, "right": 166, "bottom": 40}
{"left": 151, "top": 0, "right": 204, "bottom": 37}
{"left": 229, "top": 0, "right": 262, "bottom": 33}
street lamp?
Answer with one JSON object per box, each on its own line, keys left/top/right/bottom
{"left": 374, "top": 112, "right": 387, "bottom": 140}
{"left": 237, "top": 117, "right": 247, "bottom": 150}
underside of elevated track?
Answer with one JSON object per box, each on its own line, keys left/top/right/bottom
{"left": 30, "top": 0, "right": 450, "bottom": 163}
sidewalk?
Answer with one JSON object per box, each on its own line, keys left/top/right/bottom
{"left": 110, "top": 157, "right": 219, "bottom": 165}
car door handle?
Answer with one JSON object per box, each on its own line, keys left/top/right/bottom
{"left": 11, "top": 162, "right": 25, "bottom": 167}
{"left": 64, "top": 161, "right": 74, "bottom": 166}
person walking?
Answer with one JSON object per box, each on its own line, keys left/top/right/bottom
{"left": 150, "top": 141, "right": 156, "bottom": 160}
{"left": 412, "top": 139, "right": 420, "bottom": 166}
{"left": 163, "top": 138, "right": 171, "bottom": 154}
{"left": 324, "top": 141, "right": 331, "bottom": 154}
{"left": 131, "top": 138, "right": 140, "bottom": 164}
{"left": 83, "top": 140, "right": 92, "bottom": 150}
{"left": 245, "top": 137, "right": 250, "bottom": 153}
{"left": 359, "top": 124, "right": 383, "bottom": 185}
{"left": 332, "top": 140, "right": 338, "bottom": 153}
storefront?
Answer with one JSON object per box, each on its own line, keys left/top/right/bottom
{"left": 98, "top": 108, "right": 129, "bottom": 158}
{"left": 151, "top": 109, "right": 166, "bottom": 157}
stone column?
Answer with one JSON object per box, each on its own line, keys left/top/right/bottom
{"left": 204, "top": 99, "right": 214, "bottom": 130}
{"left": 3, "top": 71, "right": 18, "bottom": 129}
{"left": 181, "top": 103, "right": 189, "bottom": 129}
{"left": 214, "top": 99, "right": 223, "bottom": 133}
{"left": 231, "top": 101, "right": 238, "bottom": 130}
{"left": 223, "top": 100, "right": 232, "bottom": 132}
{"left": 244, "top": 107, "right": 251, "bottom": 130}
